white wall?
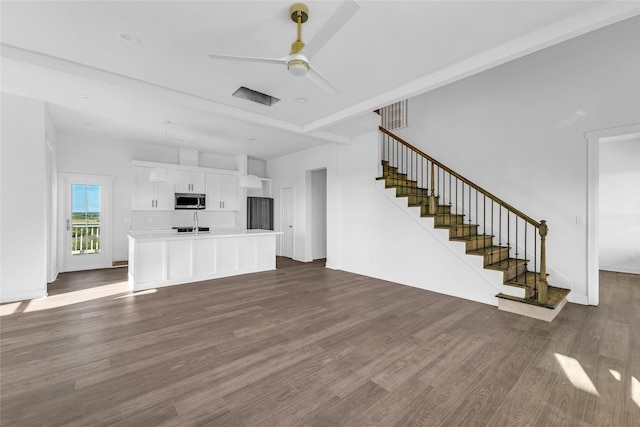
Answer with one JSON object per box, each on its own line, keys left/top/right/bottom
{"left": 45, "top": 110, "right": 58, "bottom": 283}
{"left": 392, "top": 16, "right": 640, "bottom": 304}
{"left": 56, "top": 133, "right": 240, "bottom": 262}
{"left": 599, "top": 138, "right": 640, "bottom": 274}
{"left": 268, "top": 143, "right": 340, "bottom": 265}
{"left": 0, "top": 93, "right": 48, "bottom": 303}
{"left": 310, "top": 168, "right": 327, "bottom": 260}
{"left": 267, "top": 17, "right": 639, "bottom": 306}
{"left": 269, "top": 131, "right": 509, "bottom": 306}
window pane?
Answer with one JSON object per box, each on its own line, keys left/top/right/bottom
{"left": 71, "top": 184, "right": 101, "bottom": 256}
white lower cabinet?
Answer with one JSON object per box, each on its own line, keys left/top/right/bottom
{"left": 133, "top": 241, "right": 165, "bottom": 284}
{"left": 167, "top": 240, "right": 191, "bottom": 279}
{"left": 128, "top": 231, "right": 281, "bottom": 291}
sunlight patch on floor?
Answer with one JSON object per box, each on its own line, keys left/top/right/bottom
{"left": 0, "top": 301, "right": 22, "bottom": 316}
{"left": 632, "top": 376, "right": 640, "bottom": 409}
{"left": 113, "top": 289, "right": 157, "bottom": 299}
{"left": 554, "top": 353, "right": 599, "bottom": 396}
{"left": 22, "top": 282, "right": 130, "bottom": 312}
{"left": 609, "top": 369, "right": 621, "bottom": 381}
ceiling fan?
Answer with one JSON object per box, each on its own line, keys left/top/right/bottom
{"left": 208, "top": 1, "right": 360, "bottom": 95}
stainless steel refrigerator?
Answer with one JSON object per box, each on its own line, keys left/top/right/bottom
{"left": 247, "top": 197, "right": 274, "bottom": 230}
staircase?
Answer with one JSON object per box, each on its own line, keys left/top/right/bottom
{"left": 377, "top": 127, "right": 569, "bottom": 321}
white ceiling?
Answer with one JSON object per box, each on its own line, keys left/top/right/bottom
{"left": 2, "top": 1, "right": 638, "bottom": 159}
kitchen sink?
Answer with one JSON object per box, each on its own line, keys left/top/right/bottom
{"left": 172, "top": 226, "right": 210, "bottom": 233}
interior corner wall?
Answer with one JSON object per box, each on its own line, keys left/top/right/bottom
{"left": 392, "top": 16, "right": 640, "bottom": 304}
{"left": 310, "top": 168, "right": 327, "bottom": 260}
{"left": 267, "top": 144, "right": 340, "bottom": 266}
{"left": 45, "top": 107, "right": 59, "bottom": 284}
{"left": 1, "top": 93, "right": 48, "bottom": 303}
{"left": 599, "top": 138, "right": 640, "bottom": 274}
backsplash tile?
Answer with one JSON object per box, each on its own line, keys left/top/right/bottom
{"left": 131, "top": 211, "right": 237, "bottom": 230}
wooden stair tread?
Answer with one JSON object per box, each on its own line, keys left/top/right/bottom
{"left": 422, "top": 213, "right": 464, "bottom": 218}
{"left": 496, "top": 285, "right": 570, "bottom": 309}
{"left": 505, "top": 271, "right": 549, "bottom": 288}
{"left": 485, "top": 258, "right": 527, "bottom": 271}
{"left": 466, "top": 246, "right": 508, "bottom": 255}
{"left": 435, "top": 223, "right": 478, "bottom": 229}
{"left": 450, "top": 234, "right": 493, "bottom": 242}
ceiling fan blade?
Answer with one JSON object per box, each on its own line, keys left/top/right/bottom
{"left": 307, "top": 65, "right": 339, "bottom": 95}
{"left": 303, "top": 0, "right": 361, "bottom": 59}
{"left": 208, "top": 53, "right": 288, "bottom": 66}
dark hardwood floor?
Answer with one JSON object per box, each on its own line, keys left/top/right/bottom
{"left": 1, "top": 260, "right": 638, "bottom": 426}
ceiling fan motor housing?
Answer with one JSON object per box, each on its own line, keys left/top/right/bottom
{"left": 290, "top": 3, "right": 309, "bottom": 23}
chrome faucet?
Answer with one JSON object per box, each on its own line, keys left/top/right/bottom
{"left": 193, "top": 211, "right": 199, "bottom": 234}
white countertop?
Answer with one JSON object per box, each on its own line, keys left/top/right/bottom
{"left": 128, "top": 228, "right": 282, "bottom": 241}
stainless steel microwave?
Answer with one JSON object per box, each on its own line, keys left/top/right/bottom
{"left": 175, "top": 193, "right": 206, "bottom": 210}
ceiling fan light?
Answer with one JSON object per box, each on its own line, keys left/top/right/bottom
{"left": 288, "top": 59, "right": 309, "bottom": 76}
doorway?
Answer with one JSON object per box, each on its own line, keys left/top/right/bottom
{"left": 281, "top": 187, "right": 294, "bottom": 258}
{"left": 59, "top": 173, "right": 113, "bottom": 272}
{"left": 309, "top": 168, "right": 327, "bottom": 261}
{"left": 586, "top": 123, "right": 640, "bottom": 305}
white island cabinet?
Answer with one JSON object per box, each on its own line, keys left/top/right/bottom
{"left": 127, "top": 229, "right": 282, "bottom": 291}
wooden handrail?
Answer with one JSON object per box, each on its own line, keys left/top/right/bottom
{"left": 379, "top": 126, "right": 542, "bottom": 228}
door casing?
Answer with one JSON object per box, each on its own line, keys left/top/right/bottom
{"left": 58, "top": 173, "right": 114, "bottom": 273}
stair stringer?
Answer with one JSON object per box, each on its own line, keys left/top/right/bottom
{"left": 375, "top": 179, "right": 526, "bottom": 304}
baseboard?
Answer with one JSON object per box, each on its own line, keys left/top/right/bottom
{"left": 600, "top": 265, "right": 640, "bottom": 275}
{"left": 567, "top": 293, "right": 589, "bottom": 305}
{"left": 0, "top": 289, "right": 48, "bottom": 304}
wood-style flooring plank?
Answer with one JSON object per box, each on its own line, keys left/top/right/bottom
{"left": 1, "top": 260, "right": 638, "bottom": 426}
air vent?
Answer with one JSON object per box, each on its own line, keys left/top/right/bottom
{"left": 232, "top": 86, "right": 280, "bottom": 107}
{"left": 380, "top": 99, "right": 408, "bottom": 130}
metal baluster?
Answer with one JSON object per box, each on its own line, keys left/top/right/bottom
{"left": 524, "top": 223, "right": 528, "bottom": 288}
{"left": 498, "top": 206, "right": 502, "bottom": 266}
{"left": 507, "top": 210, "right": 510, "bottom": 269}
{"left": 461, "top": 182, "right": 465, "bottom": 238}
{"left": 490, "top": 200, "right": 494, "bottom": 253}
{"left": 515, "top": 216, "right": 518, "bottom": 273}
{"left": 482, "top": 194, "right": 486, "bottom": 251}
{"left": 449, "top": 173, "right": 452, "bottom": 228}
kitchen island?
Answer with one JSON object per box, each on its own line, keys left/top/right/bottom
{"left": 127, "top": 228, "right": 282, "bottom": 291}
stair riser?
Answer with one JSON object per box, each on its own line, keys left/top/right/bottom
{"left": 502, "top": 263, "right": 530, "bottom": 282}
{"left": 434, "top": 215, "right": 464, "bottom": 226}
{"left": 383, "top": 168, "right": 407, "bottom": 179}
{"left": 384, "top": 176, "right": 418, "bottom": 188}
{"left": 449, "top": 226, "right": 478, "bottom": 238}
{"left": 464, "top": 236, "right": 494, "bottom": 251}
{"left": 420, "top": 205, "right": 451, "bottom": 215}
{"left": 394, "top": 188, "right": 429, "bottom": 197}
{"left": 404, "top": 195, "right": 430, "bottom": 205}
{"left": 384, "top": 178, "right": 416, "bottom": 188}
{"left": 482, "top": 248, "right": 510, "bottom": 266}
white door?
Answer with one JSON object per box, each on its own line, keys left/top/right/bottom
{"left": 61, "top": 174, "right": 113, "bottom": 272}
{"left": 281, "top": 187, "right": 294, "bottom": 258}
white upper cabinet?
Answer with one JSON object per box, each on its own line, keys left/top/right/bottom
{"left": 131, "top": 161, "right": 239, "bottom": 212}
{"left": 175, "top": 171, "right": 205, "bottom": 194}
{"left": 206, "top": 173, "right": 238, "bottom": 211}
{"left": 131, "top": 166, "right": 174, "bottom": 211}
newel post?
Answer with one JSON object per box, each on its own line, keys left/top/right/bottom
{"left": 538, "top": 220, "right": 548, "bottom": 305}
{"left": 427, "top": 161, "right": 438, "bottom": 214}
